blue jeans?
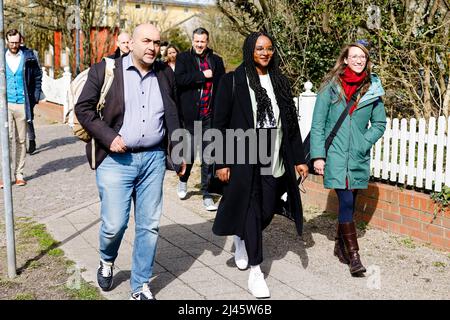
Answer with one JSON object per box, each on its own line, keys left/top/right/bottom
{"left": 96, "top": 148, "right": 165, "bottom": 293}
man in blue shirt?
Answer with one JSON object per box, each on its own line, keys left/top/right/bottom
{"left": 1, "top": 29, "right": 41, "bottom": 188}
{"left": 75, "top": 23, "right": 185, "bottom": 300}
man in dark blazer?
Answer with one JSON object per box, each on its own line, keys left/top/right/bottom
{"left": 75, "top": 23, "right": 185, "bottom": 300}
{"left": 175, "top": 27, "right": 225, "bottom": 211}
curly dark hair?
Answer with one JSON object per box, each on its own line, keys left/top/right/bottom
{"left": 243, "top": 31, "right": 298, "bottom": 137}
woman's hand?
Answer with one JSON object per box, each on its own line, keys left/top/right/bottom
{"left": 295, "top": 164, "right": 309, "bottom": 179}
{"left": 216, "top": 168, "right": 230, "bottom": 183}
{"left": 313, "top": 159, "right": 325, "bottom": 176}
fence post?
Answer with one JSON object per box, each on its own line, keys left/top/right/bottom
{"left": 297, "top": 81, "right": 317, "bottom": 141}
{"left": 62, "top": 66, "right": 72, "bottom": 124}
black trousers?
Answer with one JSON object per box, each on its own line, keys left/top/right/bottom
{"left": 27, "top": 121, "right": 35, "bottom": 141}
{"left": 179, "top": 116, "right": 213, "bottom": 198}
{"left": 243, "top": 128, "right": 284, "bottom": 266}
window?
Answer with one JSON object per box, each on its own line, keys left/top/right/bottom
{"left": 135, "top": 4, "right": 140, "bottom": 9}
{"left": 161, "top": 5, "right": 166, "bottom": 11}
{"left": 184, "top": 8, "right": 189, "bottom": 13}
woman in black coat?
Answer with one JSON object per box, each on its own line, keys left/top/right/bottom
{"left": 212, "top": 31, "right": 309, "bottom": 298}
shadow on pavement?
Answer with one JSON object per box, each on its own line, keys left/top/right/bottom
{"left": 32, "top": 136, "right": 79, "bottom": 155}
{"left": 303, "top": 185, "right": 380, "bottom": 246}
{"left": 26, "top": 155, "right": 86, "bottom": 180}
{"left": 18, "top": 218, "right": 101, "bottom": 275}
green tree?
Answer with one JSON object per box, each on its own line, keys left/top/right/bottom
{"left": 4, "top": 0, "right": 117, "bottom": 73}
{"left": 201, "top": 7, "right": 245, "bottom": 70}
{"left": 162, "top": 27, "right": 192, "bottom": 53}
{"left": 218, "top": 0, "right": 450, "bottom": 119}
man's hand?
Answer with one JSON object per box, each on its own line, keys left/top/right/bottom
{"left": 203, "top": 69, "right": 213, "bottom": 79}
{"left": 177, "top": 160, "right": 187, "bottom": 177}
{"left": 313, "top": 159, "right": 325, "bottom": 176}
{"left": 295, "top": 164, "right": 309, "bottom": 179}
{"left": 216, "top": 168, "right": 230, "bottom": 183}
{"left": 110, "top": 135, "right": 127, "bottom": 153}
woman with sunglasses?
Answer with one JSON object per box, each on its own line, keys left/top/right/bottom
{"left": 310, "top": 42, "right": 387, "bottom": 276}
{"left": 212, "top": 31, "right": 309, "bottom": 298}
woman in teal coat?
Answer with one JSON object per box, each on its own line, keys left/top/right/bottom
{"left": 310, "top": 42, "right": 386, "bottom": 276}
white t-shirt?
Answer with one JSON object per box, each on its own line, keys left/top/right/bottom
{"left": 6, "top": 50, "right": 22, "bottom": 74}
{"left": 247, "top": 73, "right": 285, "bottom": 177}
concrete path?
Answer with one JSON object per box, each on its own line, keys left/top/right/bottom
{"left": 43, "top": 194, "right": 345, "bottom": 300}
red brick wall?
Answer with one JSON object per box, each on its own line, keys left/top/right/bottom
{"left": 302, "top": 175, "right": 450, "bottom": 251}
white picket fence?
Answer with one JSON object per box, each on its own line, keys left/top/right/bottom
{"left": 370, "top": 116, "right": 449, "bottom": 192}
{"left": 41, "top": 66, "right": 72, "bottom": 123}
{"left": 296, "top": 83, "right": 449, "bottom": 192}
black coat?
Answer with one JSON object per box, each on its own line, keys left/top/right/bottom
{"left": 75, "top": 55, "right": 182, "bottom": 171}
{"left": 107, "top": 47, "right": 121, "bottom": 59}
{"left": 212, "top": 65, "right": 306, "bottom": 237}
{"left": 17, "top": 48, "right": 42, "bottom": 122}
{"left": 174, "top": 48, "right": 225, "bottom": 133}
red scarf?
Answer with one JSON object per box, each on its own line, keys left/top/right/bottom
{"left": 340, "top": 67, "right": 367, "bottom": 115}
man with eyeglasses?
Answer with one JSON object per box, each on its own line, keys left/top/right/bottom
{"left": 75, "top": 23, "right": 185, "bottom": 300}
{"left": 174, "top": 27, "right": 225, "bottom": 211}
{"left": 0, "top": 29, "right": 42, "bottom": 189}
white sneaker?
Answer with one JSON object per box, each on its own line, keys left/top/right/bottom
{"left": 203, "top": 198, "right": 218, "bottom": 211}
{"left": 177, "top": 181, "right": 187, "bottom": 199}
{"left": 248, "top": 269, "right": 270, "bottom": 299}
{"left": 130, "top": 283, "right": 155, "bottom": 300}
{"left": 234, "top": 236, "right": 248, "bottom": 270}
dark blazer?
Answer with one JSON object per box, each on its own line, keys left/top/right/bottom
{"left": 174, "top": 47, "right": 225, "bottom": 132}
{"left": 212, "top": 64, "right": 306, "bottom": 236}
{"left": 75, "top": 55, "right": 182, "bottom": 171}
{"left": 16, "top": 47, "right": 42, "bottom": 122}
{"left": 107, "top": 47, "right": 121, "bottom": 59}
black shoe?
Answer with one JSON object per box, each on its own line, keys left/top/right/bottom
{"left": 27, "top": 140, "right": 36, "bottom": 154}
{"left": 97, "top": 260, "right": 114, "bottom": 291}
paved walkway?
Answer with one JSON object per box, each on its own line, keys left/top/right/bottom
{"left": 2, "top": 118, "right": 449, "bottom": 300}
{"left": 43, "top": 195, "right": 345, "bottom": 300}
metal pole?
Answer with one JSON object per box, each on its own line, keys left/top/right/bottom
{"left": 75, "top": 0, "right": 80, "bottom": 75}
{"left": 0, "top": 0, "right": 17, "bottom": 279}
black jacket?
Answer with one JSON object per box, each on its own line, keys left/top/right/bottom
{"left": 14, "top": 47, "right": 42, "bottom": 122}
{"left": 107, "top": 47, "right": 121, "bottom": 59}
{"left": 75, "top": 55, "right": 182, "bottom": 171}
{"left": 174, "top": 47, "right": 225, "bottom": 132}
{"left": 212, "top": 65, "right": 306, "bottom": 236}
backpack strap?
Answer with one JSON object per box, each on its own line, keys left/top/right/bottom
{"left": 96, "top": 57, "right": 115, "bottom": 115}
{"left": 324, "top": 87, "right": 362, "bottom": 151}
{"left": 92, "top": 57, "right": 116, "bottom": 169}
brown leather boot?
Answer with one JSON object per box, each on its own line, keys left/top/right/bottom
{"left": 340, "top": 222, "right": 366, "bottom": 276}
{"left": 333, "top": 223, "right": 350, "bottom": 264}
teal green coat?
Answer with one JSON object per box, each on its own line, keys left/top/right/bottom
{"left": 310, "top": 74, "right": 387, "bottom": 189}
